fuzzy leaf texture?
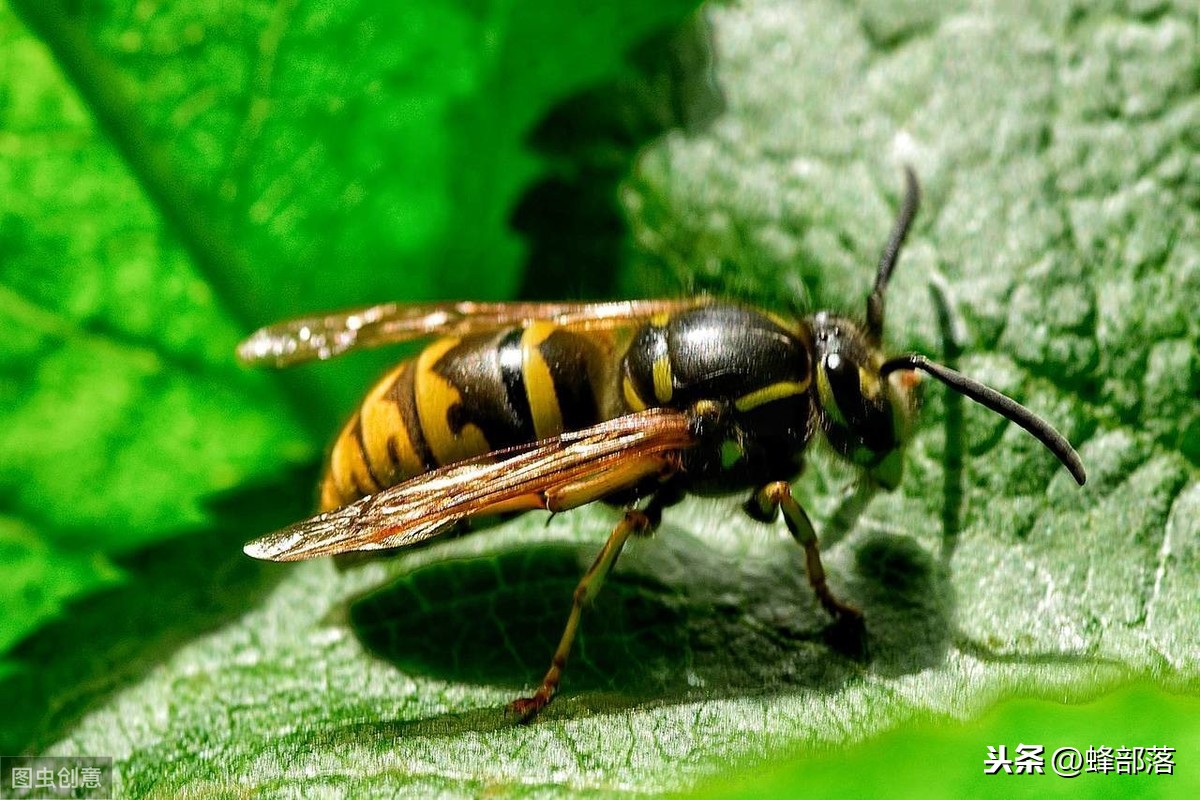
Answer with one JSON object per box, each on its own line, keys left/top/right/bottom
{"left": 1, "top": 0, "right": 1197, "bottom": 798}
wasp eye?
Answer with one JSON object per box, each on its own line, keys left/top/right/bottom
{"left": 824, "top": 352, "right": 862, "bottom": 399}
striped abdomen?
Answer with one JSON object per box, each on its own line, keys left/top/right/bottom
{"left": 320, "top": 322, "right": 613, "bottom": 510}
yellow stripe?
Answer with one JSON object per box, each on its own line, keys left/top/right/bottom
{"left": 328, "top": 413, "right": 379, "bottom": 500}
{"left": 623, "top": 376, "right": 648, "bottom": 411}
{"left": 652, "top": 354, "right": 673, "bottom": 403}
{"left": 522, "top": 322, "right": 564, "bottom": 439}
{"left": 318, "top": 476, "right": 342, "bottom": 511}
{"left": 415, "top": 337, "right": 490, "bottom": 465}
{"left": 360, "top": 363, "right": 424, "bottom": 482}
{"left": 890, "top": 374, "right": 913, "bottom": 442}
{"left": 858, "top": 366, "right": 882, "bottom": 400}
{"left": 734, "top": 379, "right": 810, "bottom": 412}
{"left": 763, "top": 310, "right": 794, "bottom": 330}
{"left": 650, "top": 312, "right": 670, "bottom": 327}
{"left": 816, "top": 366, "right": 846, "bottom": 425}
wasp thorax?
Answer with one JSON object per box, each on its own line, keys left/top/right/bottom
{"left": 621, "top": 305, "right": 815, "bottom": 484}
{"left": 809, "top": 312, "right": 913, "bottom": 489}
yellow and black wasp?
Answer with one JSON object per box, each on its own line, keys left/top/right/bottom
{"left": 238, "top": 169, "right": 1086, "bottom": 720}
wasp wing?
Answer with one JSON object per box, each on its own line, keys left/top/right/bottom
{"left": 237, "top": 298, "right": 711, "bottom": 367}
{"left": 243, "top": 408, "right": 695, "bottom": 561}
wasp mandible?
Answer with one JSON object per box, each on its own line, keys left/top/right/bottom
{"left": 239, "top": 169, "right": 1087, "bottom": 721}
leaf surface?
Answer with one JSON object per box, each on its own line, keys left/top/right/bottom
{"left": 1, "top": 0, "right": 1196, "bottom": 797}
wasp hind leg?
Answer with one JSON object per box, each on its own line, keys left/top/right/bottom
{"left": 745, "top": 482, "right": 863, "bottom": 626}
{"left": 507, "top": 493, "right": 674, "bottom": 723}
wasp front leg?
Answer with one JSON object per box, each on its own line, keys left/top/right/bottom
{"left": 507, "top": 506, "right": 656, "bottom": 722}
{"left": 744, "top": 481, "right": 861, "bottom": 623}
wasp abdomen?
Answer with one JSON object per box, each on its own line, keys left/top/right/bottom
{"left": 320, "top": 322, "right": 609, "bottom": 510}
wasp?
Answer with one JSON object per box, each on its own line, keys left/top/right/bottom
{"left": 238, "top": 169, "right": 1086, "bottom": 721}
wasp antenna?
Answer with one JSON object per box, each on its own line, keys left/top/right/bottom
{"left": 880, "top": 354, "right": 1087, "bottom": 486}
{"left": 867, "top": 166, "right": 921, "bottom": 341}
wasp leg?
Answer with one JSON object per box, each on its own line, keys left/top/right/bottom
{"left": 507, "top": 506, "right": 655, "bottom": 723}
{"left": 745, "top": 481, "right": 861, "bottom": 622}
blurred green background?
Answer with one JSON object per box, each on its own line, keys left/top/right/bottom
{"left": 0, "top": 0, "right": 1196, "bottom": 797}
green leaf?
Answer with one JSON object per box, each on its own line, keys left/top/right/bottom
{"left": 3, "top": 0, "right": 1196, "bottom": 797}
{"left": 0, "top": 517, "right": 121, "bottom": 667}
{"left": 700, "top": 684, "right": 1200, "bottom": 798}
{"left": 0, "top": 0, "right": 699, "bottom": 697}
{"left": 0, "top": 3, "right": 315, "bottom": 674}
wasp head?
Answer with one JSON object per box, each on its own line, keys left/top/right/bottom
{"left": 806, "top": 168, "right": 1085, "bottom": 489}
{"left": 809, "top": 312, "right": 915, "bottom": 489}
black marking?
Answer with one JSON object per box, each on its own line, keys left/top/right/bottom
{"left": 432, "top": 330, "right": 535, "bottom": 450}
{"left": 387, "top": 361, "right": 437, "bottom": 471}
{"left": 351, "top": 415, "right": 386, "bottom": 489}
{"left": 445, "top": 402, "right": 471, "bottom": 435}
{"left": 499, "top": 328, "right": 537, "bottom": 439}
{"left": 385, "top": 436, "right": 403, "bottom": 470}
{"left": 539, "top": 329, "right": 602, "bottom": 431}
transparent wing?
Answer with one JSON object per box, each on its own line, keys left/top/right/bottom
{"left": 243, "top": 408, "right": 695, "bottom": 561}
{"left": 237, "top": 298, "right": 711, "bottom": 368}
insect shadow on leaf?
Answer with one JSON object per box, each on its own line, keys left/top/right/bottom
{"left": 928, "top": 273, "right": 967, "bottom": 567}
{"left": 347, "top": 515, "right": 953, "bottom": 718}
